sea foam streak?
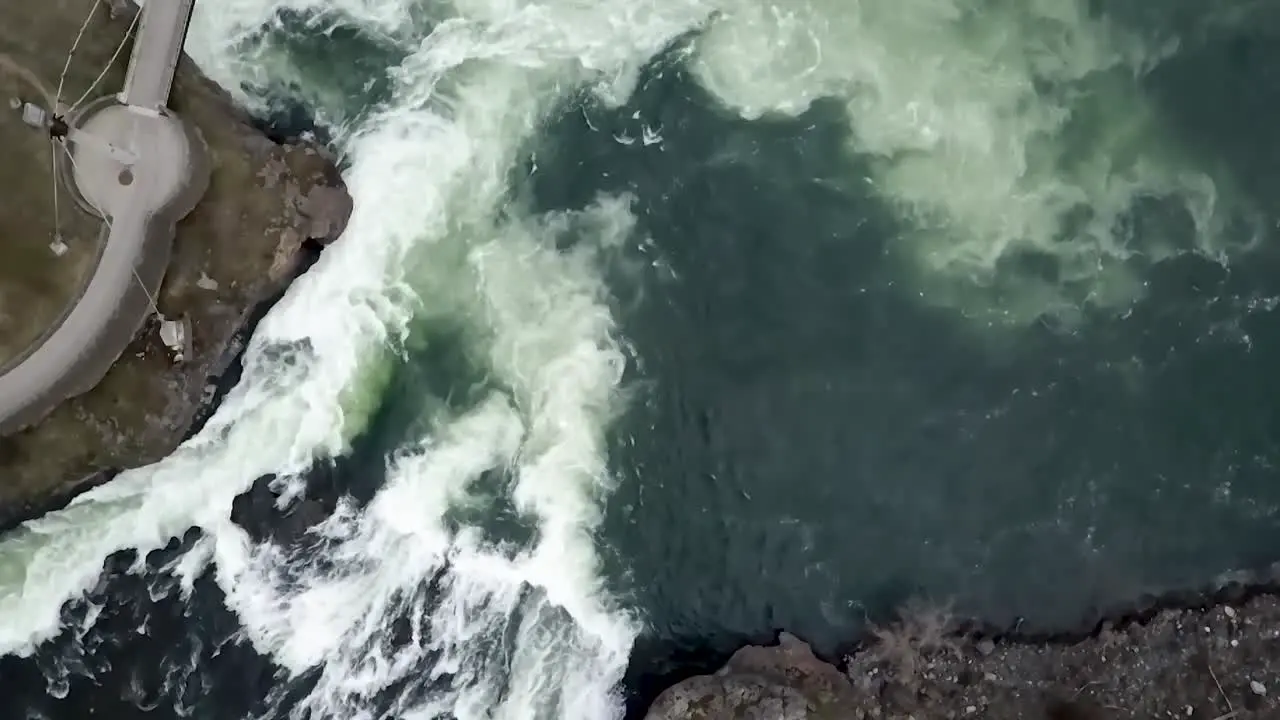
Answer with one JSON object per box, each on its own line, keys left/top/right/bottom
{"left": 691, "top": 0, "right": 1252, "bottom": 327}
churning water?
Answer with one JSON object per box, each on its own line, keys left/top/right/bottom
{"left": 6, "top": 0, "right": 1280, "bottom": 718}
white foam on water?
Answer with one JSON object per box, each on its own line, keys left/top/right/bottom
{"left": 0, "top": 88, "right": 411, "bottom": 658}
{"left": 188, "top": 0, "right": 425, "bottom": 128}
{"left": 689, "top": 0, "right": 1254, "bottom": 327}
{"left": 0, "top": 1, "right": 711, "bottom": 718}
{"left": 215, "top": 194, "right": 646, "bottom": 719}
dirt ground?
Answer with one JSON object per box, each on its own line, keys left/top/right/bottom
{"left": 646, "top": 593, "right": 1280, "bottom": 720}
{"left": 0, "top": 61, "right": 102, "bottom": 369}
{"left": 843, "top": 597, "right": 1280, "bottom": 719}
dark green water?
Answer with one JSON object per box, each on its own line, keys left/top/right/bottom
{"left": 240, "top": 0, "right": 1280, "bottom": 666}
{"left": 512, "top": 16, "right": 1280, "bottom": 658}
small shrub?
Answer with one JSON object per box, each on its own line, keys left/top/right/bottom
{"left": 866, "top": 599, "right": 958, "bottom": 689}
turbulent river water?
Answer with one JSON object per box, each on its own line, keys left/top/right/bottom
{"left": 5, "top": 0, "right": 1280, "bottom": 718}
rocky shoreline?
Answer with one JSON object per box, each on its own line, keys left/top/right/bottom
{"left": 0, "top": 122, "right": 349, "bottom": 530}
{"left": 0, "top": 0, "right": 352, "bottom": 531}
{"left": 0, "top": 235, "right": 328, "bottom": 536}
{"left": 640, "top": 574, "right": 1280, "bottom": 720}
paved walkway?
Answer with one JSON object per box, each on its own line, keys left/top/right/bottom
{"left": 120, "top": 0, "right": 194, "bottom": 112}
{"left": 0, "top": 0, "right": 207, "bottom": 434}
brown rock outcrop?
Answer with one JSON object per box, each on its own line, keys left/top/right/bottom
{"left": 645, "top": 633, "right": 858, "bottom": 720}
{"left": 644, "top": 596, "right": 1280, "bottom": 720}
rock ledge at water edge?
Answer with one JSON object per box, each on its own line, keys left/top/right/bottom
{"left": 644, "top": 591, "right": 1280, "bottom": 720}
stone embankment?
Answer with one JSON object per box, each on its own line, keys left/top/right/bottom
{"left": 644, "top": 591, "right": 1280, "bottom": 720}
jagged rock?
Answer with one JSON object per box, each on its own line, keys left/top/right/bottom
{"left": 644, "top": 596, "right": 1280, "bottom": 720}
{"left": 645, "top": 633, "right": 858, "bottom": 720}
{"left": 299, "top": 183, "right": 354, "bottom": 243}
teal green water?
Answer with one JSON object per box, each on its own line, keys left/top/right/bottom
{"left": 245, "top": 0, "right": 1280, "bottom": 658}
{"left": 516, "top": 19, "right": 1280, "bottom": 652}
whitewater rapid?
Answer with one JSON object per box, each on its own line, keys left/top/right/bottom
{"left": 0, "top": 0, "right": 1253, "bottom": 718}
{"left": 1, "top": 0, "right": 712, "bottom": 717}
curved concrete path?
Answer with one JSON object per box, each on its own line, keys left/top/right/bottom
{"left": 0, "top": 0, "right": 206, "bottom": 434}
